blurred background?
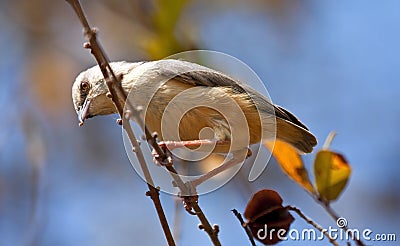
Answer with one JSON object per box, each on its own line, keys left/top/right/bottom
{"left": 1, "top": 0, "right": 399, "bottom": 245}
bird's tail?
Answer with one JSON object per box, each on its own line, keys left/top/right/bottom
{"left": 267, "top": 105, "right": 317, "bottom": 154}
{"left": 276, "top": 118, "right": 317, "bottom": 154}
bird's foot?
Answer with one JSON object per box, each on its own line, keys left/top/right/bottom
{"left": 152, "top": 142, "right": 173, "bottom": 166}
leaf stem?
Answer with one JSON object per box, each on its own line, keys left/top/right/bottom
{"left": 323, "top": 131, "right": 337, "bottom": 150}
{"left": 314, "top": 198, "right": 366, "bottom": 246}
{"left": 231, "top": 209, "right": 256, "bottom": 246}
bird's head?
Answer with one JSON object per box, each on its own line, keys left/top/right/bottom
{"left": 72, "top": 61, "right": 143, "bottom": 125}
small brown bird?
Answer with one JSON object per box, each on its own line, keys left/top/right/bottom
{"left": 72, "top": 59, "right": 317, "bottom": 183}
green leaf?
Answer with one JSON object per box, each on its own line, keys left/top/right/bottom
{"left": 314, "top": 150, "right": 351, "bottom": 201}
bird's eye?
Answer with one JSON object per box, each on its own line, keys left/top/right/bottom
{"left": 80, "top": 81, "right": 90, "bottom": 93}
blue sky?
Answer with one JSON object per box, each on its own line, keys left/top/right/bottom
{"left": 1, "top": 1, "right": 399, "bottom": 245}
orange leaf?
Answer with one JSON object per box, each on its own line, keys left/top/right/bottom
{"left": 314, "top": 150, "right": 351, "bottom": 201}
{"left": 265, "top": 140, "right": 314, "bottom": 194}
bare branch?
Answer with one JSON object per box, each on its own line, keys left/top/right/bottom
{"left": 65, "top": 1, "right": 175, "bottom": 245}
{"left": 287, "top": 206, "right": 339, "bottom": 246}
{"left": 65, "top": 1, "right": 221, "bottom": 245}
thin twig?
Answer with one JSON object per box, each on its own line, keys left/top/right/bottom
{"left": 66, "top": 1, "right": 221, "bottom": 245}
{"left": 287, "top": 206, "right": 339, "bottom": 246}
{"left": 65, "top": 1, "right": 175, "bottom": 245}
{"left": 191, "top": 201, "right": 221, "bottom": 246}
{"left": 231, "top": 209, "right": 256, "bottom": 246}
{"left": 314, "top": 197, "right": 365, "bottom": 246}
{"left": 163, "top": 164, "right": 221, "bottom": 245}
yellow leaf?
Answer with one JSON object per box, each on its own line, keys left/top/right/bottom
{"left": 265, "top": 140, "right": 315, "bottom": 194}
{"left": 314, "top": 150, "right": 351, "bottom": 201}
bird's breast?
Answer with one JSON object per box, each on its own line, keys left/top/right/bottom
{"left": 130, "top": 79, "right": 263, "bottom": 153}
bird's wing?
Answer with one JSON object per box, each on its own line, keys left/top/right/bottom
{"left": 150, "top": 59, "right": 274, "bottom": 111}
{"left": 149, "top": 59, "right": 298, "bottom": 123}
{"left": 143, "top": 59, "right": 317, "bottom": 153}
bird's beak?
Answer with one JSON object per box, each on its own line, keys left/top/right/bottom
{"left": 78, "top": 98, "right": 91, "bottom": 126}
